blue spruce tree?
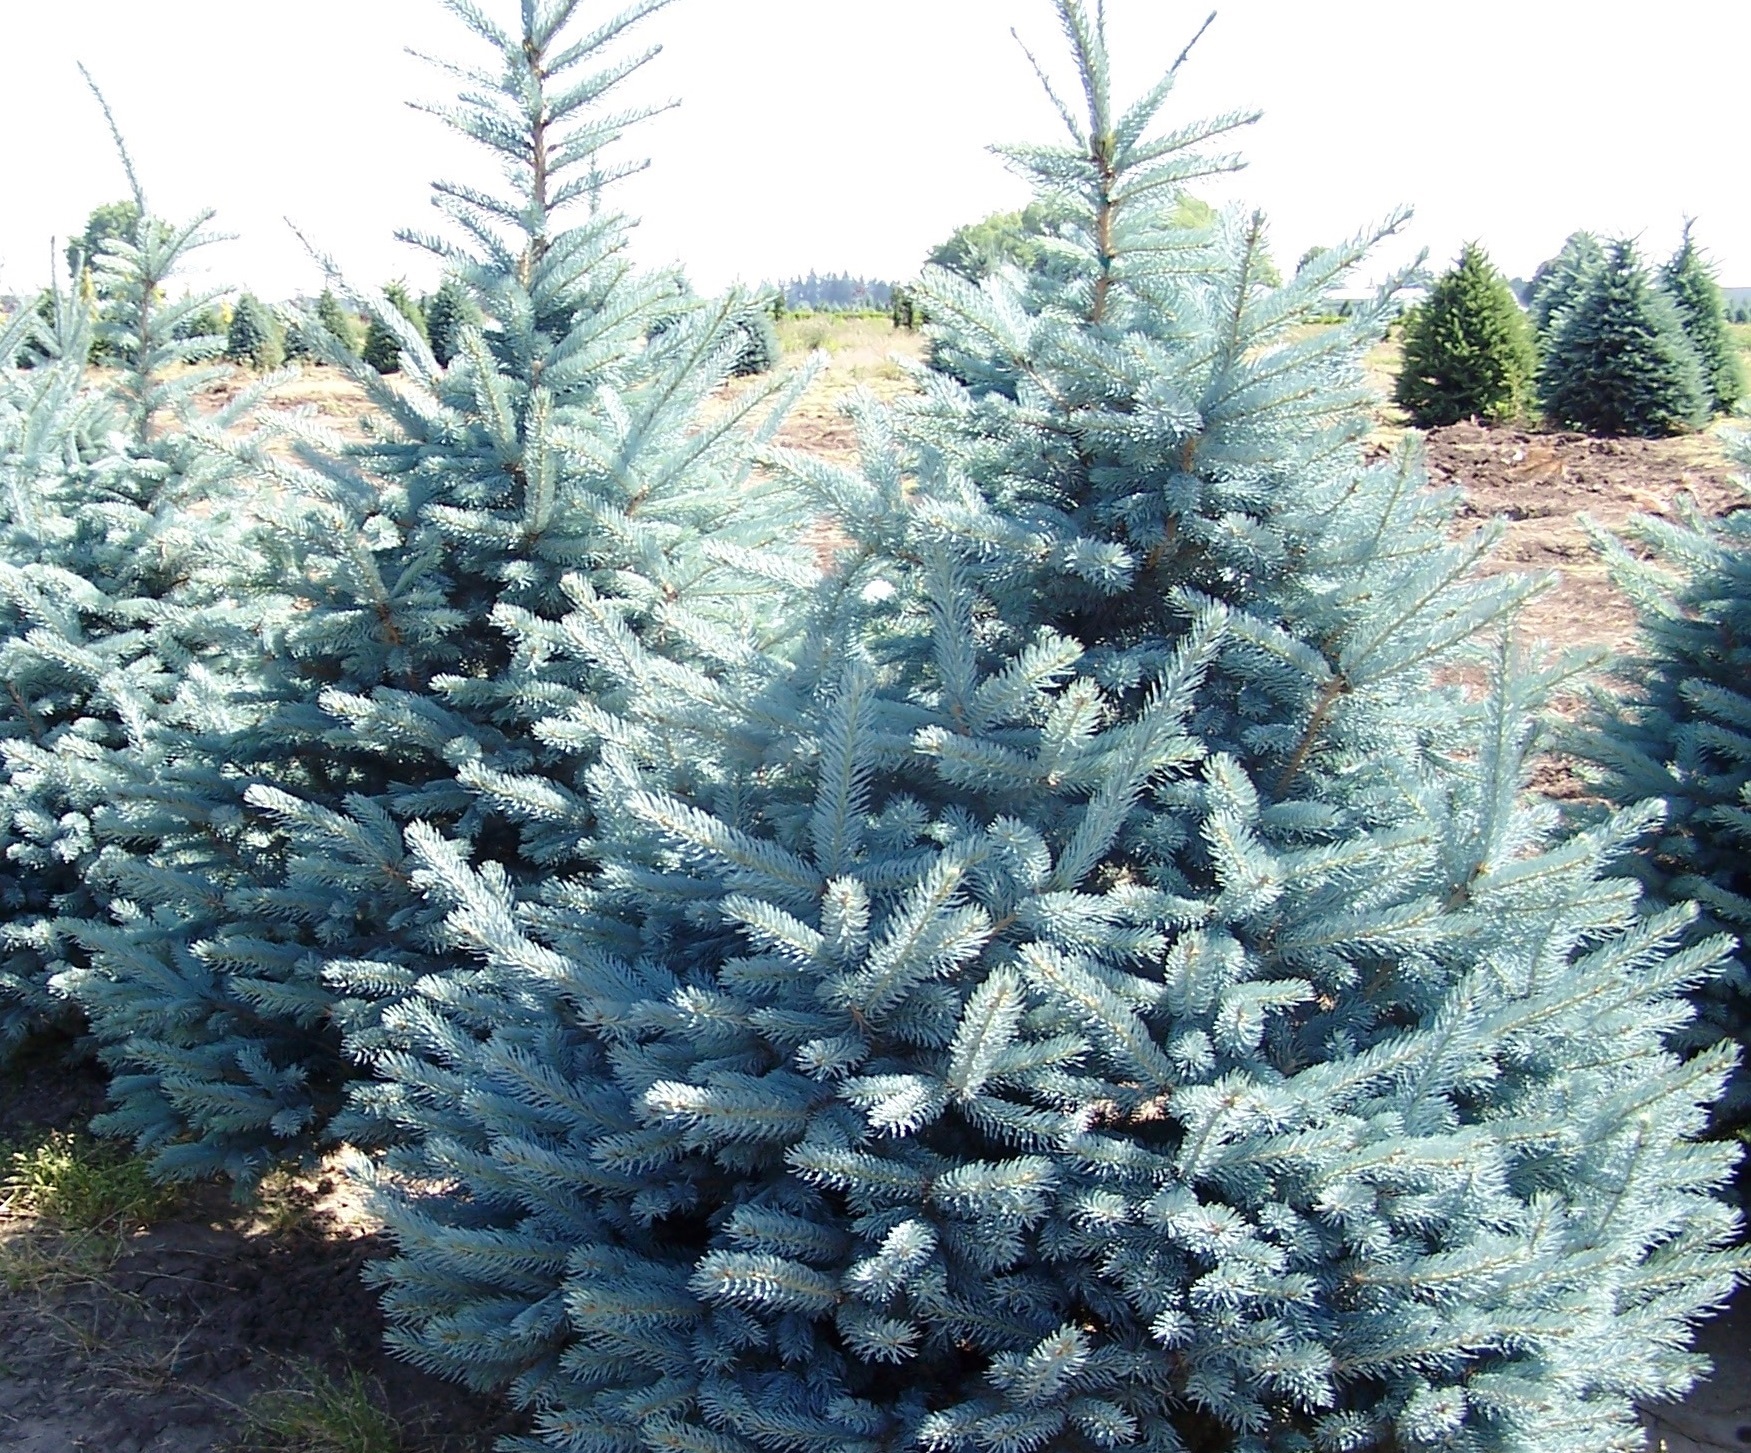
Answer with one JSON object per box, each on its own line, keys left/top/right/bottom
{"left": 1574, "top": 430, "right": 1751, "bottom": 1130}
{"left": 355, "top": 7, "right": 1745, "bottom": 1452}
{"left": 65, "top": 0, "right": 813, "bottom": 1189}
{"left": 0, "top": 110, "right": 272, "bottom": 1064}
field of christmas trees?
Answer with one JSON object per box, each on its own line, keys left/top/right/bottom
{"left": 4, "top": 3, "right": 1751, "bottom": 1451}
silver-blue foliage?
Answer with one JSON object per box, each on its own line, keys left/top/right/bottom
{"left": 352, "top": 6, "right": 1745, "bottom": 1452}
{"left": 64, "top": 0, "right": 811, "bottom": 1188}
{"left": 0, "top": 142, "right": 276, "bottom": 1062}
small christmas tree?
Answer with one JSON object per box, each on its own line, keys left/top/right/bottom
{"left": 360, "top": 281, "right": 427, "bottom": 373}
{"left": 169, "top": 297, "right": 228, "bottom": 348}
{"left": 729, "top": 303, "right": 781, "bottom": 376}
{"left": 357, "top": 7, "right": 1743, "bottom": 1451}
{"left": 1538, "top": 238, "right": 1708, "bottom": 436}
{"left": 225, "top": 292, "right": 285, "bottom": 371}
{"left": 1576, "top": 431, "right": 1751, "bottom": 1128}
{"left": 315, "top": 288, "right": 357, "bottom": 353}
{"left": 1661, "top": 223, "right": 1745, "bottom": 416}
{"left": 1526, "top": 229, "right": 1603, "bottom": 336}
{"left": 420, "top": 275, "right": 478, "bottom": 367}
{"left": 1393, "top": 242, "right": 1536, "bottom": 426}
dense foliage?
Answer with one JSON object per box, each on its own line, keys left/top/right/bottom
{"left": 225, "top": 291, "right": 286, "bottom": 371}
{"left": 1526, "top": 231, "right": 1603, "bottom": 336}
{"left": 316, "top": 288, "right": 358, "bottom": 353}
{"left": 0, "top": 149, "right": 268, "bottom": 1062}
{"left": 421, "top": 275, "right": 479, "bottom": 368}
{"left": 361, "top": 280, "right": 428, "bottom": 373}
{"left": 1, "top": 5, "right": 1743, "bottom": 1451}
{"left": 1661, "top": 225, "right": 1745, "bottom": 416}
{"left": 1537, "top": 238, "right": 1708, "bottom": 436}
{"left": 730, "top": 305, "right": 782, "bottom": 376}
{"left": 1577, "top": 429, "right": 1751, "bottom": 1130}
{"left": 63, "top": 0, "right": 812, "bottom": 1191}
{"left": 339, "top": 8, "right": 1744, "bottom": 1453}
{"left": 1394, "top": 243, "right": 1536, "bottom": 426}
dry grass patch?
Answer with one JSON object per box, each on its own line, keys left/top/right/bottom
{"left": 234, "top": 1363, "right": 405, "bottom": 1453}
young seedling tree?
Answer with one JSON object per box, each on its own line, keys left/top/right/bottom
{"left": 1576, "top": 429, "right": 1751, "bottom": 1130}
{"left": 66, "top": 0, "right": 811, "bottom": 1189}
{"left": 1393, "top": 242, "right": 1536, "bottom": 426}
{"left": 1538, "top": 238, "right": 1708, "bottom": 437}
{"left": 354, "top": 7, "right": 1744, "bottom": 1453}
{"left": 0, "top": 89, "right": 269, "bottom": 1063}
{"left": 1660, "top": 223, "right": 1745, "bottom": 417}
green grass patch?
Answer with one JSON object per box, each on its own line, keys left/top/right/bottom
{"left": 1, "top": 1129, "right": 182, "bottom": 1231}
{"left": 235, "top": 1365, "right": 404, "bottom": 1453}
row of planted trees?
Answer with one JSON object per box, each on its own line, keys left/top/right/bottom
{"left": 35, "top": 222, "right": 784, "bottom": 380}
{"left": 1396, "top": 229, "right": 1744, "bottom": 435}
{"left": 2, "top": 3, "right": 1748, "bottom": 1452}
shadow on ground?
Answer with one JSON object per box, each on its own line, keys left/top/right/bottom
{"left": 0, "top": 1039, "right": 521, "bottom": 1452}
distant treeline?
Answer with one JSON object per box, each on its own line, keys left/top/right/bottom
{"left": 774, "top": 272, "right": 893, "bottom": 311}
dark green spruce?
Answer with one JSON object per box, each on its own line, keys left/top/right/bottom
{"left": 1661, "top": 223, "right": 1745, "bottom": 416}
{"left": 1538, "top": 238, "right": 1707, "bottom": 436}
{"left": 1394, "top": 242, "right": 1536, "bottom": 426}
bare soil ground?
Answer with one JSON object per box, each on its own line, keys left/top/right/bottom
{"left": 11, "top": 322, "right": 1746, "bottom": 1450}
{"left": 0, "top": 1045, "right": 521, "bottom": 1451}
{"left": 1426, "top": 421, "right": 1743, "bottom": 656}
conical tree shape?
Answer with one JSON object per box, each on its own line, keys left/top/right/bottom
{"left": 1527, "top": 229, "right": 1603, "bottom": 336}
{"left": 225, "top": 291, "right": 285, "bottom": 371}
{"left": 0, "top": 136, "right": 276, "bottom": 1063}
{"left": 65, "top": 0, "right": 812, "bottom": 1189}
{"left": 729, "top": 304, "right": 781, "bottom": 376}
{"left": 356, "top": 7, "right": 1743, "bottom": 1451}
{"left": 1661, "top": 223, "right": 1745, "bottom": 416}
{"left": 1538, "top": 238, "right": 1708, "bottom": 436}
{"left": 1394, "top": 242, "right": 1536, "bottom": 426}
{"left": 1576, "top": 430, "right": 1751, "bottom": 1129}
{"left": 360, "top": 280, "right": 427, "bottom": 373}
{"left": 421, "top": 274, "right": 478, "bottom": 367}
{"left": 315, "top": 288, "right": 357, "bottom": 353}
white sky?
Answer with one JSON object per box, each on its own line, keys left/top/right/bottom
{"left": 1, "top": 1, "right": 1747, "bottom": 302}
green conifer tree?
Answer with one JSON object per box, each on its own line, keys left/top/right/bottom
{"left": 1526, "top": 230, "right": 1604, "bottom": 336}
{"left": 420, "top": 274, "right": 478, "bottom": 367}
{"left": 1660, "top": 224, "right": 1745, "bottom": 416}
{"left": 1538, "top": 239, "right": 1708, "bottom": 436}
{"left": 315, "top": 288, "right": 358, "bottom": 353}
{"left": 225, "top": 292, "right": 285, "bottom": 371}
{"left": 360, "top": 280, "right": 428, "bottom": 373}
{"left": 729, "top": 304, "right": 781, "bottom": 376}
{"left": 169, "top": 297, "right": 228, "bottom": 349}
{"left": 65, "top": 0, "right": 811, "bottom": 1188}
{"left": 1575, "top": 432, "right": 1751, "bottom": 1129}
{"left": 354, "top": 8, "right": 1744, "bottom": 1452}
{"left": 1394, "top": 243, "right": 1536, "bottom": 426}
